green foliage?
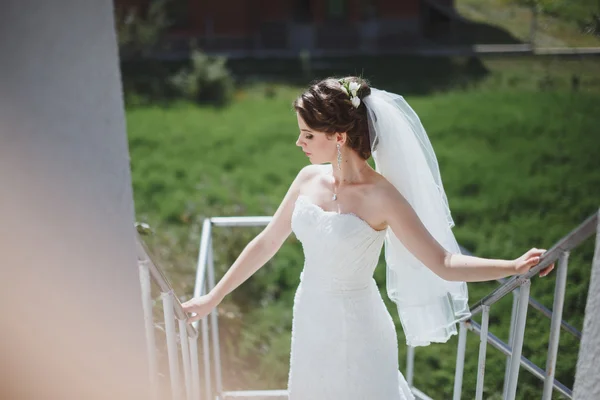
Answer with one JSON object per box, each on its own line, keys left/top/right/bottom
{"left": 500, "top": 0, "right": 600, "bottom": 36}
{"left": 169, "top": 49, "right": 235, "bottom": 106}
{"left": 114, "top": 0, "right": 170, "bottom": 59}
{"left": 500, "top": 0, "right": 538, "bottom": 7}
{"left": 544, "top": 0, "right": 600, "bottom": 36}
{"left": 114, "top": 0, "right": 181, "bottom": 105}
{"left": 128, "top": 58, "right": 600, "bottom": 398}
{"left": 457, "top": 0, "right": 600, "bottom": 46}
{"left": 114, "top": 1, "right": 235, "bottom": 106}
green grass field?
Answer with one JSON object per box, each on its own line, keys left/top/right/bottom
{"left": 128, "top": 55, "right": 600, "bottom": 398}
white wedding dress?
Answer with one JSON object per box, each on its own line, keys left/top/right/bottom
{"left": 287, "top": 194, "right": 415, "bottom": 400}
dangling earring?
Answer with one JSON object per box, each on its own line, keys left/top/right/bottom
{"left": 336, "top": 143, "right": 342, "bottom": 170}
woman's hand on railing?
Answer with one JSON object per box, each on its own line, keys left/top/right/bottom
{"left": 182, "top": 294, "right": 220, "bottom": 324}
{"left": 513, "top": 248, "right": 555, "bottom": 277}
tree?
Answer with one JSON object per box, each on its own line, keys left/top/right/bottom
{"left": 502, "top": 0, "right": 600, "bottom": 41}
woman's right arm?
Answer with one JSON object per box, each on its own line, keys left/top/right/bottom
{"left": 380, "top": 183, "right": 554, "bottom": 282}
{"left": 183, "top": 165, "right": 318, "bottom": 323}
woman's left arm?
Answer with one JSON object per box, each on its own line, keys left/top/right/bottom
{"left": 380, "top": 186, "right": 554, "bottom": 282}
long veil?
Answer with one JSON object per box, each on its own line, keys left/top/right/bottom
{"left": 364, "top": 89, "right": 470, "bottom": 347}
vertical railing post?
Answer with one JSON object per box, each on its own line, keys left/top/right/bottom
{"left": 453, "top": 321, "right": 468, "bottom": 400}
{"left": 162, "top": 291, "right": 183, "bottom": 400}
{"left": 475, "top": 306, "right": 490, "bottom": 400}
{"left": 505, "top": 279, "right": 531, "bottom": 400}
{"left": 542, "top": 252, "right": 570, "bottom": 400}
{"left": 406, "top": 346, "right": 415, "bottom": 387}
{"left": 189, "top": 336, "right": 201, "bottom": 400}
{"left": 208, "top": 239, "right": 224, "bottom": 396}
{"left": 202, "top": 287, "right": 212, "bottom": 400}
{"left": 193, "top": 219, "right": 213, "bottom": 400}
{"left": 503, "top": 288, "right": 519, "bottom": 399}
{"left": 139, "top": 261, "right": 160, "bottom": 400}
{"left": 179, "top": 319, "right": 193, "bottom": 400}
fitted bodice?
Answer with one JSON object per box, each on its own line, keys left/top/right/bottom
{"left": 291, "top": 195, "right": 387, "bottom": 293}
{"left": 288, "top": 195, "right": 413, "bottom": 400}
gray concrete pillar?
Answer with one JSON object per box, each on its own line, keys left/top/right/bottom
{"left": 0, "top": 1, "right": 151, "bottom": 399}
{"left": 573, "top": 211, "right": 600, "bottom": 399}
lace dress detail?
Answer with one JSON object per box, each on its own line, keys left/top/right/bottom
{"left": 287, "top": 195, "right": 415, "bottom": 400}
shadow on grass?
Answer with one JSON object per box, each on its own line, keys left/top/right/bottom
{"left": 426, "top": 16, "right": 524, "bottom": 45}
{"left": 121, "top": 54, "right": 490, "bottom": 107}
{"left": 229, "top": 55, "right": 490, "bottom": 95}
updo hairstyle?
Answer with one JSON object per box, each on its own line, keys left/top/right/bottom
{"left": 293, "top": 76, "right": 372, "bottom": 160}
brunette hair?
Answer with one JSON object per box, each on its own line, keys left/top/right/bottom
{"left": 293, "top": 76, "right": 372, "bottom": 160}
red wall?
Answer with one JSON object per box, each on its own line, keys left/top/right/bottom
{"left": 186, "top": 0, "right": 290, "bottom": 35}
{"left": 114, "top": 0, "right": 422, "bottom": 37}
{"left": 376, "top": 0, "right": 419, "bottom": 18}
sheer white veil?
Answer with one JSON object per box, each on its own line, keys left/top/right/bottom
{"left": 363, "top": 88, "right": 470, "bottom": 347}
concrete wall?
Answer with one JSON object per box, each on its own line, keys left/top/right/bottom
{"left": 0, "top": 1, "right": 150, "bottom": 399}
{"left": 573, "top": 213, "right": 600, "bottom": 399}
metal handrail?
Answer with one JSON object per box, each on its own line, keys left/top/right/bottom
{"left": 135, "top": 227, "right": 198, "bottom": 339}
{"left": 452, "top": 209, "right": 599, "bottom": 400}
{"left": 194, "top": 215, "right": 437, "bottom": 400}
{"left": 465, "top": 320, "right": 573, "bottom": 398}
{"left": 193, "top": 210, "right": 598, "bottom": 400}
{"left": 136, "top": 222, "right": 202, "bottom": 400}
{"left": 527, "top": 294, "right": 581, "bottom": 340}
{"left": 192, "top": 216, "right": 277, "bottom": 400}
{"left": 469, "top": 212, "right": 598, "bottom": 317}
{"left": 459, "top": 248, "right": 583, "bottom": 341}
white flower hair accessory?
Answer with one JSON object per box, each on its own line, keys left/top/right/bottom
{"left": 339, "top": 79, "right": 361, "bottom": 108}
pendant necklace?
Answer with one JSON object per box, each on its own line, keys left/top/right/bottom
{"left": 332, "top": 163, "right": 369, "bottom": 201}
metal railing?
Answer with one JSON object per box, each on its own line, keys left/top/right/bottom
{"left": 141, "top": 207, "right": 598, "bottom": 400}
{"left": 136, "top": 224, "right": 201, "bottom": 400}
{"left": 193, "top": 216, "right": 275, "bottom": 400}
{"left": 450, "top": 211, "right": 599, "bottom": 400}
{"left": 193, "top": 215, "right": 440, "bottom": 400}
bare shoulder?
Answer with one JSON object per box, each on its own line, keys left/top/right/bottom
{"left": 293, "top": 164, "right": 332, "bottom": 194}
{"left": 256, "top": 164, "right": 323, "bottom": 250}
{"left": 283, "top": 164, "right": 329, "bottom": 206}
{"left": 369, "top": 173, "right": 410, "bottom": 215}
{"left": 296, "top": 164, "right": 325, "bottom": 183}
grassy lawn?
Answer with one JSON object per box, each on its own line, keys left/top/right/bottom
{"left": 128, "top": 56, "right": 600, "bottom": 398}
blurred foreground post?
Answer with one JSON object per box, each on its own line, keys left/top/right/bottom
{"left": 0, "top": 1, "right": 151, "bottom": 399}
{"left": 573, "top": 212, "right": 600, "bottom": 400}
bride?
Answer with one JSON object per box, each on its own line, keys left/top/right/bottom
{"left": 182, "top": 77, "right": 554, "bottom": 399}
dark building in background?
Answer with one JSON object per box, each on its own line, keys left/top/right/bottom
{"left": 116, "top": 0, "right": 457, "bottom": 56}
